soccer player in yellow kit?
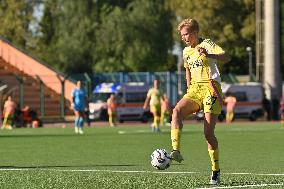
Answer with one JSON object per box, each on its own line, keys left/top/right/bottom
{"left": 170, "top": 18, "right": 230, "bottom": 185}
{"left": 160, "top": 93, "right": 171, "bottom": 127}
{"left": 143, "top": 79, "right": 162, "bottom": 132}
{"left": 2, "top": 96, "right": 16, "bottom": 130}
{"left": 107, "top": 94, "right": 117, "bottom": 127}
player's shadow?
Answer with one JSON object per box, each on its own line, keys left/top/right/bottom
{"left": 0, "top": 134, "right": 97, "bottom": 138}
{"left": 170, "top": 163, "right": 184, "bottom": 166}
{"left": 0, "top": 164, "right": 138, "bottom": 169}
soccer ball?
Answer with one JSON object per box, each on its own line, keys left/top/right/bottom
{"left": 150, "top": 149, "right": 171, "bottom": 170}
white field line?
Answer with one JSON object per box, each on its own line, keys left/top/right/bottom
{"left": 196, "top": 183, "right": 284, "bottom": 189}
{"left": 0, "top": 169, "right": 283, "bottom": 188}
{"left": 0, "top": 168, "right": 283, "bottom": 177}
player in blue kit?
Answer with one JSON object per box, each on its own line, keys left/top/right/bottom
{"left": 71, "top": 81, "right": 88, "bottom": 134}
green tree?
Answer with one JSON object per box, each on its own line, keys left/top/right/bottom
{"left": 36, "top": 0, "right": 100, "bottom": 74}
{"left": 281, "top": 1, "right": 284, "bottom": 78}
{"left": 54, "top": 0, "right": 96, "bottom": 74}
{"left": 0, "top": 0, "right": 36, "bottom": 48}
{"left": 35, "top": 0, "right": 174, "bottom": 73}
{"left": 34, "top": 0, "right": 60, "bottom": 67}
{"left": 94, "top": 0, "right": 174, "bottom": 72}
{"left": 1, "top": 0, "right": 283, "bottom": 77}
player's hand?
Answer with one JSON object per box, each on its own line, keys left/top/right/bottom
{"left": 197, "top": 47, "right": 208, "bottom": 56}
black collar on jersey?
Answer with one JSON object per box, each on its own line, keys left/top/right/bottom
{"left": 198, "top": 37, "right": 204, "bottom": 45}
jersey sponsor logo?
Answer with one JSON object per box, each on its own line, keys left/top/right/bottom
{"left": 187, "top": 58, "right": 204, "bottom": 69}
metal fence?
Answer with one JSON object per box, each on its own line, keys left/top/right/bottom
{"left": 89, "top": 72, "right": 187, "bottom": 106}
{"left": 0, "top": 72, "right": 238, "bottom": 119}
{"left": 72, "top": 72, "right": 239, "bottom": 107}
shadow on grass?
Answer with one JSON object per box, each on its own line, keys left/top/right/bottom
{"left": 0, "top": 164, "right": 138, "bottom": 169}
{"left": 0, "top": 134, "right": 97, "bottom": 138}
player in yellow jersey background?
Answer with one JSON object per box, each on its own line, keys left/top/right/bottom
{"left": 160, "top": 93, "right": 171, "bottom": 127}
{"left": 143, "top": 79, "right": 162, "bottom": 132}
{"left": 107, "top": 94, "right": 117, "bottom": 127}
{"left": 170, "top": 18, "right": 230, "bottom": 185}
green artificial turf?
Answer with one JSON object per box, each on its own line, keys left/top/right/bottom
{"left": 0, "top": 122, "right": 283, "bottom": 188}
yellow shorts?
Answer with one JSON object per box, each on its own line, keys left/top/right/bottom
{"left": 183, "top": 82, "right": 223, "bottom": 114}
{"left": 108, "top": 110, "right": 116, "bottom": 116}
{"left": 4, "top": 113, "right": 13, "bottom": 125}
{"left": 150, "top": 104, "right": 161, "bottom": 116}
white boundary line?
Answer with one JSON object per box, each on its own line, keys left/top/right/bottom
{"left": 0, "top": 168, "right": 283, "bottom": 176}
{"left": 0, "top": 169, "right": 283, "bottom": 188}
{"left": 196, "top": 183, "right": 284, "bottom": 189}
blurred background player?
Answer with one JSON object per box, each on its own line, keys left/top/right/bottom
{"left": 84, "top": 97, "right": 91, "bottom": 127}
{"left": 262, "top": 94, "right": 271, "bottom": 121}
{"left": 160, "top": 93, "right": 171, "bottom": 127}
{"left": 22, "top": 105, "right": 42, "bottom": 128}
{"left": 170, "top": 18, "right": 230, "bottom": 185}
{"left": 281, "top": 96, "right": 284, "bottom": 123}
{"left": 107, "top": 94, "right": 117, "bottom": 127}
{"left": 2, "top": 96, "right": 16, "bottom": 130}
{"left": 143, "top": 79, "right": 162, "bottom": 132}
{"left": 71, "top": 81, "right": 88, "bottom": 134}
{"left": 224, "top": 92, "right": 237, "bottom": 123}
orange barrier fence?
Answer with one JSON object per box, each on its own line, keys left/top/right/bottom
{"left": 0, "top": 38, "right": 76, "bottom": 103}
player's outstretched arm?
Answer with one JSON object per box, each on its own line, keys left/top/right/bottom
{"left": 143, "top": 96, "right": 150, "bottom": 109}
{"left": 197, "top": 47, "right": 230, "bottom": 63}
{"left": 208, "top": 52, "right": 231, "bottom": 63}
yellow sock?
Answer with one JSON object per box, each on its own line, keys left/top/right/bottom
{"left": 153, "top": 116, "right": 157, "bottom": 128}
{"left": 171, "top": 128, "right": 181, "bottom": 150}
{"left": 208, "top": 148, "right": 220, "bottom": 171}
{"left": 109, "top": 113, "right": 113, "bottom": 126}
{"left": 160, "top": 112, "right": 165, "bottom": 126}
{"left": 156, "top": 117, "right": 160, "bottom": 128}
{"left": 3, "top": 114, "right": 8, "bottom": 128}
{"left": 153, "top": 116, "right": 160, "bottom": 128}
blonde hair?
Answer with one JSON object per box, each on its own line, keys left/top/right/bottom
{"left": 177, "top": 18, "right": 199, "bottom": 33}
